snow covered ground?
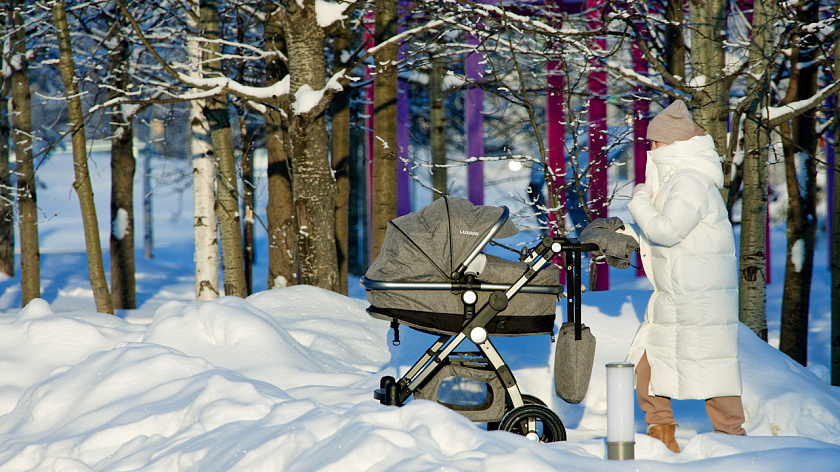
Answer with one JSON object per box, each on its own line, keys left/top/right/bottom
{"left": 0, "top": 151, "right": 836, "bottom": 471}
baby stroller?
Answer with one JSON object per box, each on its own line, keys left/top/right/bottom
{"left": 361, "top": 197, "right": 596, "bottom": 442}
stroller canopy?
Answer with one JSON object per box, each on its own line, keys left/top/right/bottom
{"left": 367, "top": 196, "right": 518, "bottom": 283}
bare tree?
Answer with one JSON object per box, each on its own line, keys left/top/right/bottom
{"left": 200, "top": 0, "right": 247, "bottom": 298}
{"left": 264, "top": 3, "right": 296, "bottom": 290}
{"left": 187, "top": 0, "right": 220, "bottom": 301}
{"left": 52, "top": 0, "right": 113, "bottom": 314}
{"left": 10, "top": 0, "right": 38, "bottom": 306}
{"left": 107, "top": 10, "right": 137, "bottom": 309}
{"left": 370, "top": 0, "right": 399, "bottom": 261}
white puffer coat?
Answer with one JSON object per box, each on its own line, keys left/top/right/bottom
{"left": 624, "top": 135, "right": 742, "bottom": 400}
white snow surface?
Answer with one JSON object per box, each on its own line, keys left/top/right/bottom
{"left": 0, "top": 151, "right": 836, "bottom": 471}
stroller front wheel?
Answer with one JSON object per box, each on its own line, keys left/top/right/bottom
{"left": 499, "top": 404, "right": 567, "bottom": 442}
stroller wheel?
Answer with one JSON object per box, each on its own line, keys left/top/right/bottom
{"left": 487, "top": 394, "right": 545, "bottom": 431}
{"left": 499, "top": 404, "right": 567, "bottom": 442}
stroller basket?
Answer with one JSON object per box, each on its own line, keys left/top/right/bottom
{"left": 361, "top": 197, "right": 596, "bottom": 443}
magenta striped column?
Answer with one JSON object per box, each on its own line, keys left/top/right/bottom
{"left": 397, "top": 3, "right": 411, "bottom": 216}
{"left": 547, "top": 59, "right": 566, "bottom": 284}
{"left": 632, "top": 26, "right": 649, "bottom": 278}
{"left": 465, "top": 35, "right": 484, "bottom": 205}
{"left": 588, "top": 0, "right": 608, "bottom": 291}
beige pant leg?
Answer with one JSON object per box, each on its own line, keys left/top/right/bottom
{"left": 705, "top": 396, "right": 747, "bottom": 435}
{"left": 636, "top": 351, "right": 676, "bottom": 426}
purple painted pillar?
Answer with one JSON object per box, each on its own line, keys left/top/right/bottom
{"left": 466, "top": 36, "right": 484, "bottom": 206}
{"left": 632, "top": 28, "right": 649, "bottom": 278}
{"left": 588, "top": 0, "right": 608, "bottom": 291}
{"left": 397, "top": 78, "right": 411, "bottom": 216}
{"left": 547, "top": 59, "right": 566, "bottom": 284}
{"left": 397, "top": 6, "right": 411, "bottom": 216}
{"left": 826, "top": 96, "right": 835, "bottom": 261}
{"left": 829, "top": 130, "right": 835, "bottom": 261}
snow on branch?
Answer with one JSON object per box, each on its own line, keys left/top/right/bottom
{"left": 766, "top": 78, "right": 840, "bottom": 126}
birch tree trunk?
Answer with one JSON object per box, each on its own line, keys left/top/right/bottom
{"left": 200, "top": 0, "right": 246, "bottom": 298}
{"left": 265, "top": 3, "right": 296, "bottom": 289}
{"left": 188, "top": 0, "right": 219, "bottom": 301}
{"left": 331, "top": 20, "right": 351, "bottom": 295}
{"left": 738, "top": 0, "right": 778, "bottom": 339}
{"left": 282, "top": 0, "right": 338, "bottom": 291}
{"left": 108, "top": 20, "right": 136, "bottom": 310}
{"left": 688, "top": 0, "right": 727, "bottom": 154}
{"left": 779, "top": 1, "right": 819, "bottom": 364}
{"left": 0, "top": 5, "right": 13, "bottom": 277}
{"left": 371, "top": 0, "right": 398, "bottom": 260}
{"left": 10, "top": 0, "right": 38, "bottom": 306}
{"left": 52, "top": 0, "right": 113, "bottom": 314}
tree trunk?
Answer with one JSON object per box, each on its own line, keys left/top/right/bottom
{"left": 738, "top": 0, "right": 778, "bottom": 339}
{"left": 430, "top": 52, "right": 447, "bottom": 200}
{"left": 265, "top": 3, "right": 296, "bottom": 289}
{"left": 188, "top": 0, "right": 219, "bottom": 301}
{"left": 688, "top": 0, "right": 727, "bottom": 154}
{"left": 664, "top": 0, "right": 685, "bottom": 80}
{"left": 371, "top": 0, "right": 399, "bottom": 260}
{"left": 240, "top": 116, "right": 255, "bottom": 295}
{"left": 236, "top": 14, "right": 255, "bottom": 295}
{"left": 200, "top": 0, "right": 246, "bottom": 298}
{"left": 0, "top": 5, "right": 13, "bottom": 277}
{"left": 779, "top": 1, "right": 819, "bottom": 364}
{"left": 109, "top": 22, "right": 136, "bottom": 310}
{"left": 52, "top": 0, "right": 113, "bottom": 314}
{"left": 10, "top": 0, "right": 38, "bottom": 306}
{"left": 283, "top": 0, "right": 338, "bottom": 291}
{"left": 331, "top": 20, "right": 351, "bottom": 296}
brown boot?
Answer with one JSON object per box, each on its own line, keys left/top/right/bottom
{"left": 648, "top": 424, "right": 680, "bottom": 453}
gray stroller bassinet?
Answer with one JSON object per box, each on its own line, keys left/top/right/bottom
{"left": 361, "top": 196, "right": 595, "bottom": 443}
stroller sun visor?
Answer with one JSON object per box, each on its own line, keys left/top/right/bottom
{"left": 363, "top": 196, "right": 560, "bottom": 336}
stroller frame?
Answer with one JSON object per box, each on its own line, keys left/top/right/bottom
{"left": 362, "top": 206, "right": 596, "bottom": 442}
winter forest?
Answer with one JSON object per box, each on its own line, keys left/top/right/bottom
{"left": 0, "top": 0, "right": 838, "bottom": 392}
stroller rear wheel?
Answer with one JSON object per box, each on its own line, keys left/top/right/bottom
{"left": 499, "top": 404, "right": 567, "bottom": 442}
{"left": 487, "top": 394, "right": 544, "bottom": 431}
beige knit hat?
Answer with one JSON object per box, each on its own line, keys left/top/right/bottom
{"left": 646, "top": 100, "right": 703, "bottom": 145}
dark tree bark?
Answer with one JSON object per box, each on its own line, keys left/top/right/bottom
{"left": 281, "top": 0, "right": 339, "bottom": 291}
{"left": 53, "top": 0, "right": 113, "bottom": 314}
{"left": 241, "top": 124, "right": 255, "bottom": 295}
{"left": 265, "top": 3, "right": 296, "bottom": 289}
{"left": 779, "top": 0, "right": 819, "bottom": 365}
{"left": 664, "top": 0, "right": 685, "bottom": 81}
{"left": 108, "top": 18, "right": 136, "bottom": 310}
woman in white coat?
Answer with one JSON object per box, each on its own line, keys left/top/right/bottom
{"left": 624, "top": 100, "right": 746, "bottom": 453}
